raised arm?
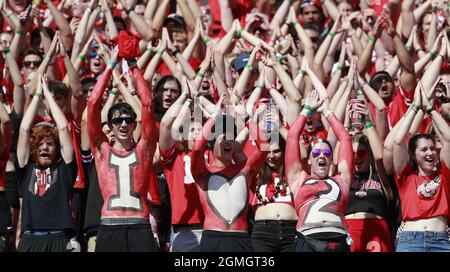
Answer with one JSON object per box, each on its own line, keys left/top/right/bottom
{"left": 87, "top": 51, "right": 117, "bottom": 151}
{"left": 45, "top": 0, "right": 73, "bottom": 51}
{"left": 3, "top": 48, "right": 25, "bottom": 117}
{"left": 0, "top": 102, "right": 11, "bottom": 158}
{"left": 42, "top": 77, "right": 74, "bottom": 163}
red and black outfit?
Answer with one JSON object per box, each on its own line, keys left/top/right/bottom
{"left": 87, "top": 63, "right": 158, "bottom": 252}
{"left": 286, "top": 112, "right": 353, "bottom": 252}
{"left": 190, "top": 120, "right": 268, "bottom": 252}
{"left": 250, "top": 172, "right": 297, "bottom": 252}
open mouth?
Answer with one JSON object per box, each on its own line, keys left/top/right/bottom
{"left": 306, "top": 119, "right": 313, "bottom": 126}
{"left": 425, "top": 157, "right": 434, "bottom": 164}
{"left": 318, "top": 160, "right": 327, "bottom": 168}
{"left": 39, "top": 153, "right": 50, "bottom": 160}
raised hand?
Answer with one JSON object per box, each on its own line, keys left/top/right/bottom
{"left": 304, "top": 89, "right": 324, "bottom": 112}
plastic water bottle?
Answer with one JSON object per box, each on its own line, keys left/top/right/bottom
{"left": 265, "top": 98, "right": 275, "bottom": 132}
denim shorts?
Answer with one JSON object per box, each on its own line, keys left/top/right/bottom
{"left": 396, "top": 231, "right": 450, "bottom": 252}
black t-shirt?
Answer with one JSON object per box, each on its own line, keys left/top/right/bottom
{"left": 9, "top": 109, "right": 21, "bottom": 154}
{"left": 19, "top": 159, "right": 77, "bottom": 233}
{"left": 81, "top": 150, "right": 103, "bottom": 236}
{"left": 345, "top": 172, "right": 389, "bottom": 218}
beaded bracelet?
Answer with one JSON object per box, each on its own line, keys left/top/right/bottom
{"left": 365, "top": 122, "right": 374, "bottom": 129}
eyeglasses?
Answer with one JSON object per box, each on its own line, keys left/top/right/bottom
{"left": 22, "top": 60, "right": 42, "bottom": 67}
{"left": 311, "top": 149, "right": 332, "bottom": 158}
{"left": 355, "top": 149, "right": 368, "bottom": 158}
{"left": 110, "top": 117, "right": 135, "bottom": 125}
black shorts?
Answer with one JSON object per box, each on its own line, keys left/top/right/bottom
{"left": 5, "top": 172, "right": 20, "bottom": 209}
{"left": 294, "top": 231, "right": 350, "bottom": 252}
{"left": 200, "top": 230, "right": 254, "bottom": 252}
{"left": 17, "top": 231, "right": 74, "bottom": 252}
{"left": 0, "top": 192, "right": 12, "bottom": 233}
{"left": 95, "top": 224, "right": 159, "bottom": 252}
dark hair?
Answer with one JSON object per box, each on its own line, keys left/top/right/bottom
{"left": 258, "top": 137, "right": 286, "bottom": 186}
{"left": 207, "top": 114, "right": 237, "bottom": 149}
{"left": 307, "top": 138, "right": 333, "bottom": 158}
{"left": 408, "top": 134, "right": 435, "bottom": 171}
{"left": 351, "top": 133, "right": 375, "bottom": 173}
{"left": 107, "top": 102, "right": 137, "bottom": 123}
{"left": 30, "top": 28, "right": 55, "bottom": 52}
{"left": 154, "top": 75, "right": 181, "bottom": 94}
{"left": 81, "top": 77, "right": 97, "bottom": 95}
{"left": 48, "top": 80, "right": 69, "bottom": 99}
{"left": 113, "top": 16, "right": 126, "bottom": 31}
{"left": 22, "top": 48, "right": 43, "bottom": 60}
{"left": 30, "top": 125, "right": 61, "bottom": 163}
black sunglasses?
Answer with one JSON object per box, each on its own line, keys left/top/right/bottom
{"left": 22, "top": 60, "right": 41, "bottom": 67}
{"left": 110, "top": 117, "right": 135, "bottom": 125}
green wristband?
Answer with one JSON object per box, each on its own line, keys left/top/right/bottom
{"left": 327, "top": 31, "right": 335, "bottom": 38}
{"left": 256, "top": 83, "right": 264, "bottom": 89}
{"left": 78, "top": 55, "right": 85, "bottom": 61}
{"left": 110, "top": 88, "right": 118, "bottom": 96}
{"left": 303, "top": 104, "right": 314, "bottom": 111}
{"left": 146, "top": 47, "right": 153, "bottom": 54}
{"left": 429, "top": 51, "right": 436, "bottom": 58}
{"left": 300, "top": 69, "right": 306, "bottom": 75}
{"left": 203, "top": 37, "right": 211, "bottom": 45}
{"left": 368, "top": 37, "right": 376, "bottom": 43}
{"left": 34, "top": 92, "right": 42, "bottom": 98}
{"left": 412, "top": 103, "right": 420, "bottom": 112}
{"left": 405, "top": 45, "right": 412, "bottom": 50}
{"left": 197, "top": 72, "right": 205, "bottom": 79}
{"left": 245, "top": 63, "right": 252, "bottom": 69}
{"left": 3, "top": 48, "right": 10, "bottom": 54}
{"left": 32, "top": 1, "right": 40, "bottom": 6}
{"left": 108, "top": 60, "right": 116, "bottom": 68}
{"left": 344, "top": 78, "right": 349, "bottom": 84}
{"left": 336, "top": 64, "right": 343, "bottom": 71}
{"left": 44, "top": 55, "right": 51, "bottom": 62}
{"left": 15, "top": 30, "right": 22, "bottom": 36}
{"left": 157, "top": 49, "right": 164, "bottom": 56}
{"left": 365, "top": 122, "right": 374, "bottom": 129}
{"left": 237, "top": 29, "right": 242, "bottom": 38}
{"left": 301, "top": 108, "right": 312, "bottom": 117}
{"left": 293, "top": 21, "right": 299, "bottom": 27}
{"left": 276, "top": 53, "right": 284, "bottom": 62}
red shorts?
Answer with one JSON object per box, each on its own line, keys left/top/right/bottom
{"left": 344, "top": 218, "right": 393, "bottom": 252}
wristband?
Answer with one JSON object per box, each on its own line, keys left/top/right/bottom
{"left": 327, "top": 31, "right": 335, "bottom": 38}
{"left": 108, "top": 60, "right": 116, "bottom": 68}
{"left": 256, "top": 83, "right": 264, "bottom": 89}
{"left": 426, "top": 107, "right": 435, "bottom": 115}
{"left": 34, "top": 92, "right": 42, "bottom": 98}
{"left": 203, "top": 37, "right": 211, "bottom": 45}
{"left": 412, "top": 103, "right": 420, "bottom": 112}
{"left": 336, "top": 64, "right": 343, "bottom": 71}
{"left": 368, "top": 37, "right": 376, "bottom": 43}
{"left": 405, "top": 45, "right": 412, "bottom": 50}
{"left": 32, "top": 1, "right": 40, "bottom": 7}
{"left": 44, "top": 55, "right": 51, "bottom": 62}
{"left": 344, "top": 78, "right": 349, "bottom": 84}
{"left": 365, "top": 122, "right": 374, "bottom": 129}
{"left": 78, "top": 54, "right": 85, "bottom": 61}
{"left": 288, "top": 0, "right": 293, "bottom": 3}
{"left": 182, "top": 91, "right": 189, "bottom": 97}
{"left": 323, "top": 109, "right": 333, "bottom": 118}
{"left": 301, "top": 108, "right": 312, "bottom": 117}
{"left": 110, "top": 88, "right": 118, "bottom": 96}
{"left": 146, "top": 47, "right": 153, "bottom": 54}
{"left": 86, "top": 6, "right": 92, "bottom": 12}
{"left": 15, "top": 30, "right": 22, "bottom": 35}
{"left": 157, "top": 49, "right": 164, "bottom": 56}
{"left": 276, "top": 53, "right": 284, "bottom": 62}
{"left": 303, "top": 104, "right": 314, "bottom": 111}
{"left": 293, "top": 21, "right": 299, "bottom": 27}
{"left": 245, "top": 63, "right": 252, "bottom": 69}
{"left": 3, "top": 48, "right": 10, "bottom": 54}
{"left": 236, "top": 29, "right": 242, "bottom": 38}
{"left": 428, "top": 51, "right": 436, "bottom": 58}
{"left": 300, "top": 69, "right": 306, "bottom": 75}
{"left": 355, "top": 89, "right": 363, "bottom": 96}
{"left": 197, "top": 72, "right": 205, "bottom": 79}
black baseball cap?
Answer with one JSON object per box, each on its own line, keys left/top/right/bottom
{"left": 163, "top": 13, "right": 187, "bottom": 30}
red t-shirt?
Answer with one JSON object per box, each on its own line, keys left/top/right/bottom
{"left": 395, "top": 161, "right": 450, "bottom": 221}
{"left": 159, "top": 146, "right": 204, "bottom": 226}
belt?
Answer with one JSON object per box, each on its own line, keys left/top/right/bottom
{"left": 100, "top": 217, "right": 149, "bottom": 225}
{"left": 23, "top": 230, "right": 64, "bottom": 236}
{"left": 173, "top": 224, "right": 203, "bottom": 233}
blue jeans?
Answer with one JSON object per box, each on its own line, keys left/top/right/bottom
{"left": 396, "top": 231, "right": 450, "bottom": 252}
